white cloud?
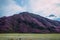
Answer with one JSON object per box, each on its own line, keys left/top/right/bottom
{"left": 0, "top": 0, "right": 60, "bottom": 20}
{"left": 29, "top": 0, "right": 60, "bottom": 17}
{"left": 0, "top": 0, "right": 26, "bottom": 17}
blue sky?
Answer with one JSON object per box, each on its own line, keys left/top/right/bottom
{"left": 0, "top": 0, "right": 60, "bottom": 21}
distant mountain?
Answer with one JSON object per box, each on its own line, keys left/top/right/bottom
{"left": 0, "top": 12, "right": 60, "bottom": 33}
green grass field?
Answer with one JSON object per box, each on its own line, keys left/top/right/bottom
{"left": 0, "top": 34, "right": 60, "bottom": 40}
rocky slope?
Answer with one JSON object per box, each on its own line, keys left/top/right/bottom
{"left": 0, "top": 12, "right": 60, "bottom": 33}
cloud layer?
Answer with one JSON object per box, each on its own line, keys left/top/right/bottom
{"left": 0, "top": 0, "right": 60, "bottom": 20}
{"left": 0, "top": 0, "right": 26, "bottom": 17}
{"left": 28, "top": 0, "right": 60, "bottom": 17}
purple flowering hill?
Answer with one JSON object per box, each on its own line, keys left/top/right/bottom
{"left": 0, "top": 12, "right": 60, "bottom": 33}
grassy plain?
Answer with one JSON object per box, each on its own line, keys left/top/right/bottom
{"left": 0, "top": 34, "right": 60, "bottom": 40}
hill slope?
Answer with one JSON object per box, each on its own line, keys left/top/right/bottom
{"left": 0, "top": 12, "right": 60, "bottom": 33}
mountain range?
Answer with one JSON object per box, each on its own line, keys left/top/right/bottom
{"left": 0, "top": 12, "right": 60, "bottom": 33}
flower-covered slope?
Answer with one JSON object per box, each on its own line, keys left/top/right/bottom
{"left": 0, "top": 12, "right": 60, "bottom": 33}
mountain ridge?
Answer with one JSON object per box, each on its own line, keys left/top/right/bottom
{"left": 0, "top": 12, "right": 60, "bottom": 33}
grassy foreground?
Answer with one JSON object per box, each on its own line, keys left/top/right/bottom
{"left": 0, "top": 34, "right": 60, "bottom": 40}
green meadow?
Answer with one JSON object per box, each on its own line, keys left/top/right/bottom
{"left": 0, "top": 34, "right": 60, "bottom": 40}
